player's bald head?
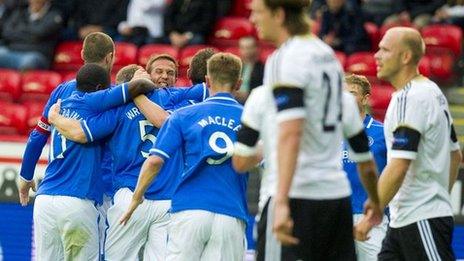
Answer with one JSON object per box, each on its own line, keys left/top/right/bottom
{"left": 385, "top": 27, "right": 425, "bottom": 65}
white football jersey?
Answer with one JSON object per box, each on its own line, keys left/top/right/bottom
{"left": 384, "top": 77, "right": 459, "bottom": 228}
{"left": 240, "top": 85, "right": 278, "bottom": 211}
{"left": 264, "top": 35, "right": 369, "bottom": 200}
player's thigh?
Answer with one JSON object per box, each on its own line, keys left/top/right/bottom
{"left": 328, "top": 197, "right": 356, "bottom": 261}
{"left": 256, "top": 198, "right": 270, "bottom": 261}
{"left": 166, "top": 210, "right": 213, "bottom": 261}
{"left": 354, "top": 214, "right": 388, "bottom": 261}
{"left": 378, "top": 226, "right": 404, "bottom": 261}
{"left": 105, "top": 188, "right": 151, "bottom": 260}
{"left": 201, "top": 213, "right": 246, "bottom": 261}
{"left": 33, "top": 195, "right": 65, "bottom": 260}
{"left": 144, "top": 200, "right": 171, "bottom": 261}
{"left": 399, "top": 218, "right": 454, "bottom": 261}
{"left": 57, "top": 196, "right": 99, "bottom": 261}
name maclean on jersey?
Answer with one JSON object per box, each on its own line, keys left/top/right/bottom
{"left": 197, "top": 116, "right": 242, "bottom": 132}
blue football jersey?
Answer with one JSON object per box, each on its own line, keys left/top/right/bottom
{"left": 37, "top": 83, "right": 130, "bottom": 204}
{"left": 79, "top": 84, "right": 209, "bottom": 199}
{"left": 152, "top": 93, "right": 249, "bottom": 222}
{"left": 343, "top": 115, "right": 387, "bottom": 214}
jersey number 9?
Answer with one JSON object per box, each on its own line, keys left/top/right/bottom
{"left": 207, "top": 131, "right": 234, "bottom": 165}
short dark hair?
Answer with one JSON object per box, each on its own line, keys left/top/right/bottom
{"left": 76, "top": 63, "right": 110, "bottom": 93}
{"left": 116, "top": 64, "right": 139, "bottom": 84}
{"left": 82, "top": 32, "right": 115, "bottom": 63}
{"left": 264, "top": 0, "right": 311, "bottom": 35}
{"left": 146, "top": 54, "right": 178, "bottom": 74}
{"left": 188, "top": 48, "right": 216, "bottom": 84}
{"left": 207, "top": 53, "right": 242, "bottom": 88}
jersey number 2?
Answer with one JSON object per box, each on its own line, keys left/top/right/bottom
{"left": 322, "top": 72, "right": 342, "bottom": 132}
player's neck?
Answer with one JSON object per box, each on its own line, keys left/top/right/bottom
{"left": 274, "top": 30, "right": 291, "bottom": 47}
{"left": 209, "top": 87, "right": 232, "bottom": 96}
{"left": 390, "top": 67, "right": 420, "bottom": 90}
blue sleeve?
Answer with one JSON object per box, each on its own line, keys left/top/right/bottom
{"left": 374, "top": 127, "right": 387, "bottom": 173}
{"left": 80, "top": 108, "right": 119, "bottom": 143}
{"left": 42, "top": 83, "right": 65, "bottom": 118}
{"left": 84, "top": 83, "right": 130, "bottom": 113}
{"left": 149, "top": 112, "right": 183, "bottom": 161}
{"left": 169, "top": 83, "right": 209, "bottom": 106}
{"left": 19, "top": 129, "right": 49, "bottom": 181}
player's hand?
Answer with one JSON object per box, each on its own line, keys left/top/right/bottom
{"left": 119, "top": 196, "right": 144, "bottom": 225}
{"left": 273, "top": 198, "right": 299, "bottom": 246}
{"left": 132, "top": 68, "right": 151, "bottom": 82}
{"left": 48, "top": 99, "right": 61, "bottom": 124}
{"left": 18, "top": 179, "right": 36, "bottom": 206}
{"left": 363, "top": 199, "right": 383, "bottom": 226}
{"left": 354, "top": 215, "right": 374, "bottom": 241}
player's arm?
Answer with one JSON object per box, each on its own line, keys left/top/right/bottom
{"left": 378, "top": 156, "right": 410, "bottom": 208}
{"left": 233, "top": 88, "right": 265, "bottom": 172}
{"left": 449, "top": 124, "right": 462, "bottom": 192}
{"left": 119, "top": 155, "right": 164, "bottom": 225}
{"left": 169, "top": 83, "right": 209, "bottom": 105}
{"left": 18, "top": 84, "right": 65, "bottom": 206}
{"left": 48, "top": 100, "right": 87, "bottom": 143}
{"left": 134, "top": 95, "right": 169, "bottom": 128}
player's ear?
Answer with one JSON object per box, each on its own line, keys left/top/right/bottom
{"left": 234, "top": 78, "right": 243, "bottom": 91}
{"left": 205, "top": 75, "right": 212, "bottom": 89}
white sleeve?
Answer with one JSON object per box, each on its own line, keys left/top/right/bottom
{"left": 448, "top": 115, "right": 460, "bottom": 151}
{"left": 241, "top": 87, "right": 266, "bottom": 131}
{"left": 390, "top": 92, "right": 428, "bottom": 160}
{"left": 342, "top": 91, "right": 364, "bottom": 139}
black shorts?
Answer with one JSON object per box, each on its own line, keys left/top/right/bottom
{"left": 256, "top": 197, "right": 356, "bottom": 261}
{"left": 378, "top": 216, "right": 455, "bottom": 261}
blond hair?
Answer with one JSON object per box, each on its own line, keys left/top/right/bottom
{"left": 115, "top": 64, "right": 139, "bottom": 84}
{"left": 207, "top": 53, "right": 242, "bottom": 88}
{"left": 345, "top": 74, "right": 371, "bottom": 95}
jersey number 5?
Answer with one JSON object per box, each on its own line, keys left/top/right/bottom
{"left": 139, "top": 120, "right": 157, "bottom": 158}
{"left": 207, "top": 131, "right": 234, "bottom": 165}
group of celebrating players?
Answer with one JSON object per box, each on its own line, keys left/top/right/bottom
{"left": 17, "top": 0, "right": 462, "bottom": 261}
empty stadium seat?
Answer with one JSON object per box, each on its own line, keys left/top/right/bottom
{"left": 21, "top": 71, "right": 62, "bottom": 102}
{"left": 422, "top": 24, "right": 462, "bottom": 57}
{"left": 370, "top": 84, "right": 395, "bottom": 122}
{"left": 334, "top": 51, "right": 347, "bottom": 70}
{"left": 364, "top": 22, "right": 379, "bottom": 51}
{"left": 52, "top": 41, "right": 84, "bottom": 71}
{"left": 113, "top": 42, "right": 138, "bottom": 71}
{"left": 138, "top": 44, "right": 179, "bottom": 68}
{"left": 0, "top": 102, "right": 27, "bottom": 135}
{"left": 0, "top": 69, "right": 21, "bottom": 102}
{"left": 23, "top": 101, "right": 46, "bottom": 133}
{"left": 346, "top": 52, "right": 377, "bottom": 77}
{"left": 229, "top": 0, "right": 252, "bottom": 17}
{"left": 209, "top": 17, "right": 256, "bottom": 48}
{"left": 427, "top": 53, "right": 455, "bottom": 80}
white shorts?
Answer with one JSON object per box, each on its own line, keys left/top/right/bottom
{"left": 167, "top": 210, "right": 246, "bottom": 261}
{"left": 104, "top": 188, "right": 171, "bottom": 261}
{"left": 33, "top": 195, "right": 99, "bottom": 261}
{"left": 353, "top": 213, "right": 388, "bottom": 261}
{"left": 96, "top": 194, "right": 112, "bottom": 256}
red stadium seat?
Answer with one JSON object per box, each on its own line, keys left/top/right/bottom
{"left": 427, "top": 53, "right": 454, "bottom": 80}
{"left": 346, "top": 52, "right": 377, "bottom": 77}
{"left": 138, "top": 44, "right": 179, "bottom": 68}
{"left": 418, "top": 56, "right": 431, "bottom": 77}
{"left": 364, "top": 22, "right": 379, "bottom": 51}
{"left": 53, "top": 41, "right": 84, "bottom": 71}
{"left": 0, "top": 69, "right": 22, "bottom": 102}
{"left": 370, "top": 84, "right": 395, "bottom": 122}
{"left": 23, "top": 101, "right": 46, "bottom": 133}
{"left": 229, "top": 0, "right": 252, "bottom": 17}
{"left": 113, "top": 42, "right": 138, "bottom": 71}
{"left": 0, "top": 102, "right": 27, "bottom": 135}
{"left": 422, "top": 24, "right": 462, "bottom": 57}
{"left": 62, "top": 71, "right": 77, "bottom": 82}
{"left": 334, "top": 51, "right": 347, "bottom": 70}
{"left": 175, "top": 77, "right": 192, "bottom": 87}
{"left": 209, "top": 17, "right": 256, "bottom": 48}
{"left": 21, "top": 70, "right": 62, "bottom": 102}
{"left": 224, "top": 46, "right": 240, "bottom": 56}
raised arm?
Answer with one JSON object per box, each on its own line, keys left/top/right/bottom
{"left": 48, "top": 100, "right": 87, "bottom": 143}
{"left": 127, "top": 78, "right": 156, "bottom": 99}
{"left": 134, "top": 95, "right": 169, "bottom": 128}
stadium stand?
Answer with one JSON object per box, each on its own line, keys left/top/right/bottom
{"left": 138, "top": 44, "right": 179, "bottom": 67}
{"left": 52, "top": 41, "right": 84, "bottom": 72}
{"left": 0, "top": 69, "right": 21, "bottom": 102}
{"left": 113, "top": 42, "right": 138, "bottom": 71}
{"left": 20, "top": 71, "right": 62, "bottom": 103}
{"left": 208, "top": 17, "right": 256, "bottom": 48}
{"left": 0, "top": 102, "right": 27, "bottom": 135}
